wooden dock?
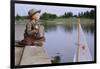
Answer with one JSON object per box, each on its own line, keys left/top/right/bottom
{"left": 15, "top": 26, "right": 51, "bottom": 66}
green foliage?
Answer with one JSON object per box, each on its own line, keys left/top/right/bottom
{"left": 15, "top": 14, "right": 21, "bottom": 21}
{"left": 15, "top": 14, "right": 29, "bottom": 20}
{"left": 40, "top": 12, "right": 57, "bottom": 20}
{"left": 78, "top": 10, "right": 95, "bottom": 19}
{"left": 61, "top": 12, "right": 73, "bottom": 18}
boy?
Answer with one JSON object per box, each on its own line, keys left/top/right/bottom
{"left": 19, "top": 8, "right": 45, "bottom": 46}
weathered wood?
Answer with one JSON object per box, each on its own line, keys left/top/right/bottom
{"left": 20, "top": 46, "right": 51, "bottom": 65}
{"left": 15, "top": 47, "right": 24, "bottom": 65}
{"left": 15, "top": 25, "right": 51, "bottom": 65}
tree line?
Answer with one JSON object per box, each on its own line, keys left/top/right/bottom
{"left": 15, "top": 9, "right": 95, "bottom": 20}
{"left": 78, "top": 10, "right": 95, "bottom": 19}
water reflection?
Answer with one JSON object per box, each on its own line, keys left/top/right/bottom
{"left": 43, "top": 21, "right": 95, "bottom": 63}
{"left": 61, "top": 24, "right": 74, "bottom": 33}
{"left": 43, "top": 22, "right": 94, "bottom": 34}
{"left": 82, "top": 24, "right": 94, "bottom": 33}
{"left": 42, "top": 22, "right": 57, "bottom": 32}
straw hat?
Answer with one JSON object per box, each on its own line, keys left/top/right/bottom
{"left": 28, "top": 8, "right": 41, "bottom": 17}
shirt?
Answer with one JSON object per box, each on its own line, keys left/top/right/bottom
{"left": 25, "top": 20, "right": 40, "bottom": 36}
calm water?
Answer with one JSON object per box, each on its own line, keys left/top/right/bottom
{"left": 15, "top": 22, "right": 94, "bottom": 63}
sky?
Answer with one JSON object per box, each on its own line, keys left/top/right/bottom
{"left": 15, "top": 3, "right": 94, "bottom": 16}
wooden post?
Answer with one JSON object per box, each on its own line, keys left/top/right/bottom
{"left": 76, "top": 18, "right": 80, "bottom": 62}
{"left": 73, "top": 18, "right": 93, "bottom": 62}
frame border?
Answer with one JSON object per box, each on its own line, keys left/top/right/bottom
{"left": 10, "top": 0, "right": 97, "bottom": 68}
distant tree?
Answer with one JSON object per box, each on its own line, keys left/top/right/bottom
{"left": 80, "top": 12, "right": 84, "bottom": 17}
{"left": 61, "top": 12, "right": 73, "bottom": 18}
{"left": 89, "top": 10, "right": 95, "bottom": 19}
{"left": 15, "top": 14, "right": 21, "bottom": 20}
{"left": 67, "top": 12, "right": 73, "bottom": 17}
{"left": 49, "top": 14, "right": 57, "bottom": 19}
{"left": 40, "top": 12, "right": 57, "bottom": 20}
{"left": 78, "top": 10, "right": 95, "bottom": 19}
{"left": 78, "top": 13, "right": 81, "bottom": 17}
{"left": 63, "top": 12, "right": 67, "bottom": 17}
{"left": 73, "top": 15, "right": 77, "bottom": 17}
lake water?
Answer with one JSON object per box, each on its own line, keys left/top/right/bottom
{"left": 15, "top": 22, "right": 94, "bottom": 63}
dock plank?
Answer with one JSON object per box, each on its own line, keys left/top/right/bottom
{"left": 20, "top": 46, "right": 51, "bottom": 65}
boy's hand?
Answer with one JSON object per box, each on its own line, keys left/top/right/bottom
{"left": 32, "top": 29, "right": 38, "bottom": 33}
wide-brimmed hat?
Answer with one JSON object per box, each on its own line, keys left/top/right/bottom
{"left": 28, "top": 8, "right": 41, "bottom": 17}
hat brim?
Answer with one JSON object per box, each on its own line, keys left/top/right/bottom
{"left": 30, "top": 10, "right": 41, "bottom": 17}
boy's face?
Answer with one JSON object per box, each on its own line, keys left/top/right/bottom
{"left": 31, "top": 13, "right": 40, "bottom": 20}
